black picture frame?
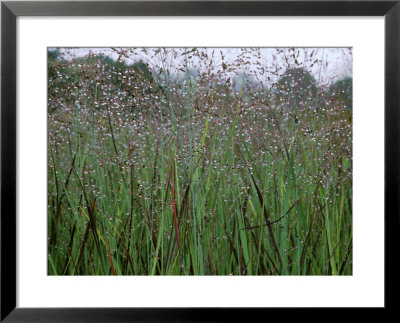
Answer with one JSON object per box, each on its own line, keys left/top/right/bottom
{"left": 1, "top": 1, "right": 398, "bottom": 321}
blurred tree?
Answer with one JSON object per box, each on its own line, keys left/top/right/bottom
{"left": 232, "top": 72, "right": 259, "bottom": 92}
{"left": 48, "top": 48, "right": 66, "bottom": 79}
{"left": 131, "top": 60, "right": 166, "bottom": 95}
{"left": 328, "top": 77, "right": 352, "bottom": 109}
{"left": 48, "top": 48, "right": 62, "bottom": 62}
{"left": 275, "top": 67, "right": 320, "bottom": 109}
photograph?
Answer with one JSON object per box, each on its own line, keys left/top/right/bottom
{"left": 2, "top": 0, "right": 396, "bottom": 319}
{"left": 47, "top": 47, "right": 353, "bottom": 276}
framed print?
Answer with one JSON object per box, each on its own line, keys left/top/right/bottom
{"left": 1, "top": 0, "right": 398, "bottom": 321}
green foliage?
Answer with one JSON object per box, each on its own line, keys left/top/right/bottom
{"left": 48, "top": 54, "right": 165, "bottom": 114}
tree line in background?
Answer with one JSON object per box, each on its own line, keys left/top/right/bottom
{"left": 48, "top": 48, "right": 352, "bottom": 115}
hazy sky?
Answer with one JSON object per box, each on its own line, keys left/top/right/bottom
{"left": 56, "top": 47, "right": 352, "bottom": 85}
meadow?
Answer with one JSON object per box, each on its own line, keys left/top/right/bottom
{"left": 48, "top": 48, "right": 352, "bottom": 275}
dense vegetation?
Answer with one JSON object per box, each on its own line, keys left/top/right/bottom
{"left": 48, "top": 48, "right": 352, "bottom": 275}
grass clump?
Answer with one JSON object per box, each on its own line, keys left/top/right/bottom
{"left": 48, "top": 48, "right": 352, "bottom": 275}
